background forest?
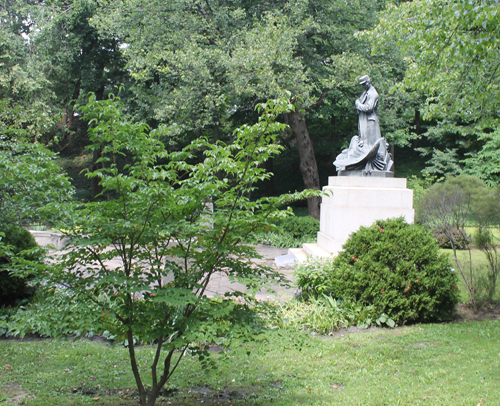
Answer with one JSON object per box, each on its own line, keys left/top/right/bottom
{"left": 2, "top": 2, "right": 500, "bottom": 406}
{"left": 3, "top": 0, "right": 499, "bottom": 219}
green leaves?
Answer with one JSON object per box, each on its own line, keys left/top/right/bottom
{"left": 296, "top": 218, "right": 459, "bottom": 325}
{"left": 39, "top": 93, "right": 320, "bottom": 405}
{"left": 372, "top": 0, "right": 500, "bottom": 124}
{"left": 0, "top": 140, "right": 74, "bottom": 226}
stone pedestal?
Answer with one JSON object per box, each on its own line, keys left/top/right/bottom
{"left": 30, "top": 230, "right": 68, "bottom": 250}
{"left": 316, "top": 176, "right": 414, "bottom": 255}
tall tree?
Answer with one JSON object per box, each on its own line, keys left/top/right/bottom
{"left": 25, "top": 0, "right": 129, "bottom": 196}
{"left": 93, "top": 0, "right": 385, "bottom": 218}
{"left": 0, "top": 0, "right": 59, "bottom": 142}
{"left": 370, "top": 0, "right": 500, "bottom": 183}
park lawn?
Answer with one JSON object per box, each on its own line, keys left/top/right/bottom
{"left": 1, "top": 319, "right": 499, "bottom": 406}
{"left": 441, "top": 247, "right": 500, "bottom": 302}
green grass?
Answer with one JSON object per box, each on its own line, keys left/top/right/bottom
{"left": 1, "top": 320, "right": 499, "bottom": 405}
{"left": 441, "top": 248, "right": 500, "bottom": 303}
{"left": 464, "top": 227, "right": 500, "bottom": 240}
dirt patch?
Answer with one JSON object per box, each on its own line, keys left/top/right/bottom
{"left": 454, "top": 302, "right": 500, "bottom": 322}
{"left": 185, "top": 385, "right": 264, "bottom": 404}
{"left": 317, "top": 326, "right": 381, "bottom": 338}
{"left": 78, "top": 385, "right": 264, "bottom": 405}
{"left": 0, "top": 382, "right": 36, "bottom": 405}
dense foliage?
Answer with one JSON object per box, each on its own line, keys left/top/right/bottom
{"left": 296, "top": 218, "right": 460, "bottom": 324}
{"left": 37, "top": 95, "right": 318, "bottom": 406}
{"left": 249, "top": 214, "right": 319, "bottom": 248}
{"left": 371, "top": 0, "right": 500, "bottom": 183}
{"left": 0, "top": 225, "right": 43, "bottom": 307}
{"left": 0, "top": 140, "right": 73, "bottom": 226}
{"left": 0, "top": 138, "right": 71, "bottom": 309}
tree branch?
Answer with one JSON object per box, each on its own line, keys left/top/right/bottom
{"left": 306, "top": 88, "right": 331, "bottom": 113}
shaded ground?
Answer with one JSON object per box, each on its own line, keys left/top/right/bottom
{"left": 204, "top": 245, "right": 293, "bottom": 301}
{"left": 0, "top": 382, "right": 36, "bottom": 405}
{"left": 454, "top": 302, "right": 500, "bottom": 322}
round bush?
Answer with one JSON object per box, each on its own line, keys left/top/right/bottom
{"left": 0, "top": 225, "right": 42, "bottom": 307}
{"left": 432, "top": 227, "right": 471, "bottom": 250}
{"left": 296, "top": 217, "right": 460, "bottom": 324}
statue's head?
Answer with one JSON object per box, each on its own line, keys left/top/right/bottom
{"left": 359, "top": 75, "right": 371, "bottom": 89}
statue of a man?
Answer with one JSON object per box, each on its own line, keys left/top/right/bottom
{"left": 333, "top": 75, "right": 393, "bottom": 176}
{"left": 355, "top": 75, "right": 381, "bottom": 147}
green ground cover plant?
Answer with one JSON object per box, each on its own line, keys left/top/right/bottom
{"left": 1, "top": 319, "right": 499, "bottom": 405}
{"left": 267, "top": 296, "right": 395, "bottom": 335}
{"left": 248, "top": 214, "right": 319, "bottom": 248}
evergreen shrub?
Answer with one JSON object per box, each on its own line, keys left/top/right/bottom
{"left": 295, "top": 217, "right": 460, "bottom": 324}
{"left": 0, "top": 225, "right": 42, "bottom": 307}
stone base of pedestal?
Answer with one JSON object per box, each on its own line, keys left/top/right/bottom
{"left": 29, "top": 231, "right": 68, "bottom": 250}
{"left": 317, "top": 176, "right": 414, "bottom": 256}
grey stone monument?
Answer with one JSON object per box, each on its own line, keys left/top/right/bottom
{"left": 291, "top": 76, "right": 413, "bottom": 258}
{"left": 333, "top": 75, "right": 394, "bottom": 177}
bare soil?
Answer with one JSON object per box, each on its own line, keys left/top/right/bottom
{"left": 454, "top": 302, "right": 500, "bottom": 322}
{"left": 0, "top": 382, "right": 36, "bottom": 405}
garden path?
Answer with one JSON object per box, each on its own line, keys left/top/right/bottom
{"left": 204, "top": 245, "right": 295, "bottom": 301}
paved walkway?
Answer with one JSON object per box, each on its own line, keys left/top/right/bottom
{"left": 204, "top": 245, "right": 296, "bottom": 301}
{"left": 48, "top": 244, "right": 298, "bottom": 302}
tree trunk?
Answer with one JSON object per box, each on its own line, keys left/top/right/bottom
{"left": 288, "top": 110, "right": 321, "bottom": 219}
{"left": 412, "top": 108, "right": 421, "bottom": 149}
{"left": 329, "top": 115, "right": 338, "bottom": 164}
{"left": 92, "top": 147, "right": 103, "bottom": 198}
{"left": 213, "top": 123, "right": 220, "bottom": 142}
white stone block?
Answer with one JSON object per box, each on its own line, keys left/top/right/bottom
{"left": 30, "top": 231, "right": 68, "bottom": 250}
{"left": 316, "top": 177, "right": 414, "bottom": 254}
{"left": 328, "top": 176, "right": 407, "bottom": 188}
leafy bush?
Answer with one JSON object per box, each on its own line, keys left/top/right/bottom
{"left": 248, "top": 215, "right": 319, "bottom": 248}
{"left": 281, "top": 216, "right": 319, "bottom": 239}
{"left": 432, "top": 227, "right": 471, "bottom": 250}
{"left": 1, "top": 287, "right": 106, "bottom": 338}
{"left": 295, "top": 218, "right": 460, "bottom": 324}
{"left": 248, "top": 230, "right": 316, "bottom": 248}
{"left": 294, "top": 257, "right": 334, "bottom": 300}
{"left": 0, "top": 225, "right": 43, "bottom": 307}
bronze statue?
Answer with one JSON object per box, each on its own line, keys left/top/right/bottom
{"left": 333, "top": 75, "right": 394, "bottom": 177}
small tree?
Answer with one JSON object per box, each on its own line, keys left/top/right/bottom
{"left": 46, "top": 94, "right": 316, "bottom": 406}
{"left": 474, "top": 228, "right": 500, "bottom": 302}
{"left": 417, "top": 175, "right": 496, "bottom": 307}
{"left": 472, "top": 186, "right": 500, "bottom": 302}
